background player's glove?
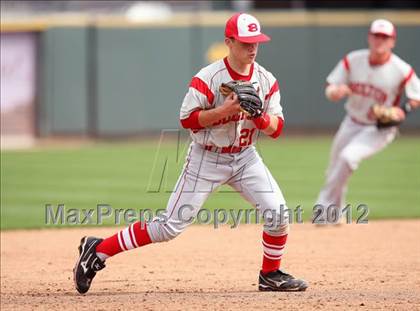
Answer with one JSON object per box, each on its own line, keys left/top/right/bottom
{"left": 371, "top": 103, "right": 408, "bottom": 129}
{"left": 219, "top": 81, "right": 263, "bottom": 118}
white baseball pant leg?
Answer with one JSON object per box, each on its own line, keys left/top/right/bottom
{"left": 147, "top": 142, "right": 233, "bottom": 242}
{"left": 317, "top": 116, "right": 397, "bottom": 215}
{"left": 228, "top": 149, "right": 289, "bottom": 236}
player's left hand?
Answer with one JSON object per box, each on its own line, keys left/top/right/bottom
{"left": 370, "top": 103, "right": 406, "bottom": 129}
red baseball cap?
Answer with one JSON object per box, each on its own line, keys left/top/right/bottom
{"left": 369, "top": 19, "right": 396, "bottom": 37}
{"left": 225, "top": 13, "right": 271, "bottom": 43}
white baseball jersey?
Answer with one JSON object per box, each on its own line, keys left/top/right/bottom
{"left": 316, "top": 49, "right": 420, "bottom": 215}
{"left": 180, "top": 57, "right": 282, "bottom": 147}
{"left": 327, "top": 49, "right": 420, "bottom": 124}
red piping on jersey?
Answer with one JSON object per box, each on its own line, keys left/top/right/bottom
{"left": 270, "top": 117, "right": 284, "bottom": 139}
{"left": 223, "top": 57, "right": 254, "bottom": 81}
{"left": 392, "top": 68, "right": 415, "bottom": 106}
{"left": 402, "top": 68, "right": 415, "bottom": 86}
{"left": 343, "top": 56, "right": 350, "bottom": 72}
{"left": 190, "top": 76, "right": 214, "bottom": 105}
{"left": 265, "top": 80, "right": 280, "bottom": 100}
{"left": 180, "top": 110, "right": 204, "bottom": 130}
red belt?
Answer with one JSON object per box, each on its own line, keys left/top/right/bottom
{"left": 203, "top": 145, "right": 243, "bottom": 153}
{"left": 350, "top": 116, "right": 372, "bottom": 126}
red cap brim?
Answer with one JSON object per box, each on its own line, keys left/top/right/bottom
{"left": 233, "top": 33, "right": 271, "bottom": 43}
{"left": 369, "top": 31, "right": 395, "bottom": 38}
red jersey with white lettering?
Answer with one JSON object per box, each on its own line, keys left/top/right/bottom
{"left": 180, "top": 57, "right": 282, "bottom": 148}
{"left": 327, "top": 49, "right": 420, "bottom": 124}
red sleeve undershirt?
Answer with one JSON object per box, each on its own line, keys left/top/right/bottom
{"left": 269, "top": 116, "right": 284, "bottom": 139}
{"left": 180, "top": 110, "right": 204, "bottom": 130}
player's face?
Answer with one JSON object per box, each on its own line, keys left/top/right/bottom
{"left": 368, "top": 33, "right": 395, "bottom": 55}
{"left": 226, "top": 38, "right": 259, "bottom": 64}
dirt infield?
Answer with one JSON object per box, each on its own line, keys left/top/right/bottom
{"left": 1, "top": 220, "right": 420, "bottom": 310}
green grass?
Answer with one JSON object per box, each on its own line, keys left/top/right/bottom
{"left": 1, "top": 136, "right": 419, "bottom": 229}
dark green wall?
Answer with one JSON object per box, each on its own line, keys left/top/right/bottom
{"left": 94, "top": 28, "right": 193, "bottom": 135}
{"left": 38, "top": 24, "right": 420, "bottom": 136}
{"left": 39, "top": 28, "right": 89, "bottom": 136}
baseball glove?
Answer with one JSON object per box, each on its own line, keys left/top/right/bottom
{"left": 371, "top": 103, "right": 409, "bottom": 129}
{"left": 219, "top": 80, "right": 263, "bottom": 118}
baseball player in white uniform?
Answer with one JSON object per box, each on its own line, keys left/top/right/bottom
{"left": 315, "top": 19, "right": 420, "bottom": 222}
{"left": 74, "top": 13, "right": 308, "bottom": 294}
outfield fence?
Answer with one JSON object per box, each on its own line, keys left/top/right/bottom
{"left": 1, "top": 11, "right": 420, "bottom": 137}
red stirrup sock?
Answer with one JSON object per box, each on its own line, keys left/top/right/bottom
{"left": 95, "top": 221, "right": 152, "bottom": 261}
{"left": 261, "top": 231, "right": 288, "bottom": 275}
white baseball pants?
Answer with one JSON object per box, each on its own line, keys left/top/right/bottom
{"left": 316, "top": 115, "right": 397, "bottom": 210}
{"left": 147, "top": 142, "right": 288, "bottom": 242}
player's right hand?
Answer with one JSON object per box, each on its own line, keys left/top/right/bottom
{"left": 325, "top": 84, "right": 352, "bottom": 101}
{"left": 220, "top": 92, "right": 242, "bottom": 116}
